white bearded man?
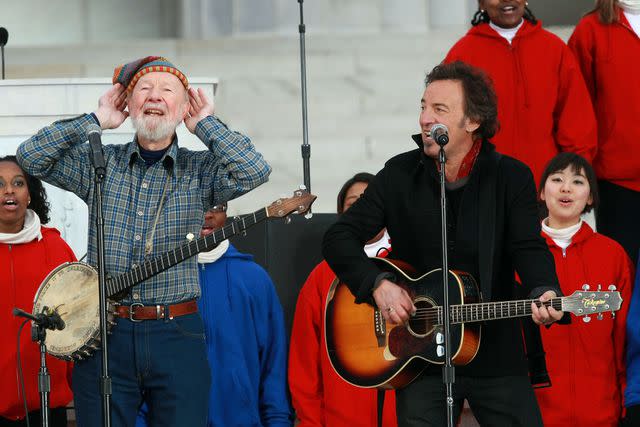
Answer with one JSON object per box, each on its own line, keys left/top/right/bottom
{"left": 17, "top": 56, "right": 271, "bottom": 426}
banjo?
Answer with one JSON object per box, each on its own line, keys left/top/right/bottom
{"left": 32, "top": 189, "right": 316, "bottom": 361}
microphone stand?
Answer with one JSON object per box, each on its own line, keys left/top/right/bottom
{"left": 297, "top": 0, "right": 311, "bottom": 196}
{"left": 13, "top": 306, "right": 67, "bottom": 427}
{"left": 438, "top": 144, "right": 455, "bottom": 427}
{"left": 90, "top": 143, "right": 112, "bottom": 427}
{"left": 32, "top": 323, "right": 51, "bottom": 427}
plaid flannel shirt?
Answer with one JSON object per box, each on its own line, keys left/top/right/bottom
{"left": 17, "top": 114, "right": 271, "bottom": 304}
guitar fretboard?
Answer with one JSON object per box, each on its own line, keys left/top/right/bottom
{"left": 105, "top": 209, "right": 268, "bottom": 297}
{"left": 435, "top": 299, "right": 564, "bottom": 324}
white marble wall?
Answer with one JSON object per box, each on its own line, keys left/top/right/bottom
{"left": 0, "top": 0, "right": 177, "bottom": 46}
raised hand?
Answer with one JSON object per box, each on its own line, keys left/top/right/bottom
{"left": 184, "top": 87, "right": 215, "bottom": 133}
{"left": 94, "top": 83, "right": 129, "bottom": 130}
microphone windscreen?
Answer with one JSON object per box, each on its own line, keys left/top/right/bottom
{"left": 0, "top": 28, "right": 8, "bottom": 46}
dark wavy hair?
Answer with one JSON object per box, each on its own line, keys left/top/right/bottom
{"left": 538, "top": 152, "right": 599, "bottom": 217}
{"left": 471, "top": 4, "right": 538, "bottom": 26}
{"left": 425, "top": 61, "right": 499, "bottom": 141}
{"left": 336, "top": 172, "right": 375, "bottom": 214}
{"left": 0, "top": 155, "right": 50, "bottom": 224}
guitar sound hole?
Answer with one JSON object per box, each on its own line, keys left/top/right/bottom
{"left": 408, "top": 298, "right": 436, "bottom": 338}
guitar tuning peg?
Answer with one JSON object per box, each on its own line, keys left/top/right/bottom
{"left": 582, "top": 284, "right": 590, "bottom": 291}
{"left": 597, "top": 313, "right": 603, "bottom": 321}
{"left": 284, "top": 216, "right": 292, "bottom": 225}
{"left": 299, "top": 184, "right": 307, "bottom": 191}
{"left": 304, "top": 211, "right": 313, "bottom": 220}
{"left": 597, "top": 284, "right": 602, "bottom": 291}
{"left": 279, "top": 194, "right": 287, "bottom": 201}
{"left": 608, "top": 285, "right": 617, "bottom": 291}
{"left": 612, "top": 311, "right": 616, "bottom": 319}
{"left": 582, "top": 315, "right": 591, "bottom": 323}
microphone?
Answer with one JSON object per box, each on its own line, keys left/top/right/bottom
{"left": 13, "top": 307, "right": 66, "bottom": 331}
{"left": 87, "top": 123, "right": 106, "bottom": 177}
{"left": 0, "top": 28, "right": 7, "bottom": 47}
{"left": 430, "top": 123, "right": 449, "bottom": 146}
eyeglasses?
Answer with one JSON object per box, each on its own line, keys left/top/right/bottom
{"left": 211, "top": 204, "right": 227, "bottom": 213}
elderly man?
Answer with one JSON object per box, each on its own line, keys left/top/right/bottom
{"left": 17, "top": 56, "right": 271, "bottom": 426}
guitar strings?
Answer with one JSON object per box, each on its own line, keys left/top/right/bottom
{"left": 396, "top": 300, "right": 564, "bottom": 322}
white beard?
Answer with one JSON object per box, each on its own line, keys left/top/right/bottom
{"left": 131, "top": 113, "right": 182, "bottom": 142}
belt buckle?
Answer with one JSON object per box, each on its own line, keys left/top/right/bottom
{"left": 129, "top": 303, "right": 145, "bottom": 322}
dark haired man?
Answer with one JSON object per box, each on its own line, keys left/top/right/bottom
{"left": 322, "top": 61, "right": 563, "bottom": 426}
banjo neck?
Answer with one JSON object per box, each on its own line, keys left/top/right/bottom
{"left": 105, "top": 209, "right": 268, "bottom": 297}
{"left": 104, "top": 189, "right": 317, "bottom": 298}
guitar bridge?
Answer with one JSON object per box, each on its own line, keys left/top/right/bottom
{"left": 374, "top": 309, "right": 387, "bottom": 347}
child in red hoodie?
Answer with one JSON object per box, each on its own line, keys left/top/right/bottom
{"left": 535, "top": 152, "right": 632, "bottom": 426}
{"left": 288, "top": 173, "right": 396, "bottom": 427}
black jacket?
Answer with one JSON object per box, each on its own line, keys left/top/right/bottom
{"left": 322, "top": 139, "right": 561, "bottom": 376}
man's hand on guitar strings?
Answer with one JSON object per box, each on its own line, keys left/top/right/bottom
{"left": 373, "top": 280, "right": 417, "bottom": 325}
{"left": 531, "top": 290, "right": 564, "bottom": 326}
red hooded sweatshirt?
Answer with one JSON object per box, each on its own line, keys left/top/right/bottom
{"left": 535, "top": 222, "right": 632, "bottom": 426}
{"left": 569, "top": 10, "right": 640, "bottom": 192}
{"left": 289, "top": 260, "right": 397, "bottom": 427}
{"left": 0, "top": 226, "right": 76, "bottom": 420}
{"left": 445, "top": 20, "right": 597, "bottom": 185}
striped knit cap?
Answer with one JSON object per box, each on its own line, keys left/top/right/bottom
{"left": 112, "top": 56, "right": 189, "bottom": 93}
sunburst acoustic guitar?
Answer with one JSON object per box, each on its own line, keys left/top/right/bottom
{"left": 325, "top": 257, "right": 622, "bottom": 389}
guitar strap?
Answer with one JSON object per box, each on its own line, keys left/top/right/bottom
{"left": 477, "top": 145, "right": 550, "bottom": 388}
{"left": 145, "top": 173, "right": 172, "bottom": 256}
{"left": 377, "top": 390, "right": 385, "bottom": 427}
{"left": 477, "top": 147, "right": 501, "bottom": 302}
{"left": 522, "top": 317, "right": 552, "bottom": 388}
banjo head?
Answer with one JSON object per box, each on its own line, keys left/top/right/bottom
{"left": 33, "top": 262, "right": 102, "bottom": 359}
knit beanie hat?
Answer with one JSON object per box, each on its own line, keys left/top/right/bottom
{"left": 112, "top": 56, "right": 189, "bottom": 93}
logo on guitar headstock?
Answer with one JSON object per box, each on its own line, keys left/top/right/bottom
{"left": 582, "top": 297, "right": 606, "bottom": 308}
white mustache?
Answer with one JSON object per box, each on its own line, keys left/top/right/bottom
{"left": 143, "top": 103, "right": 167, "bottom": 114}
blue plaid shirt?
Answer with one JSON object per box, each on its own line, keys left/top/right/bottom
{"left": 17, "top": 114, "right": 271, "bottom": 304}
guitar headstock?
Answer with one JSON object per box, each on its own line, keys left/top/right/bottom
{"left": 562, "top": 287, "right": 622, "bottom": 320}
{"left": 266, "top": 188, "right": 317, "bottom": 219}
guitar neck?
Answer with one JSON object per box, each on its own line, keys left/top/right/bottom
{"left": 106, "top": 209, "right": 268, "bottom": 297}
{"left": 441, "top": 298, "right": 564, "bottom": 325}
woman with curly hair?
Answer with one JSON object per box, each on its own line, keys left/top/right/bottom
{"left": 444, "top": 0, "right": 597, "bottom": 186}
{"left": 0, "top": 155, "right": 76, "bottom": 427}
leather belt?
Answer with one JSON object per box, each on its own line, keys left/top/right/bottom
{"left": 115, "top": 300, "right": 198, "bottom": 322}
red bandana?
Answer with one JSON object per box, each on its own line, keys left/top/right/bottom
{"left": 435, "top": 139, "right": 482, "bottom": 182}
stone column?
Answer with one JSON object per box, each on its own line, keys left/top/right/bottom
{"left": 381, "top": 0, "right": 428, "bottom": 32}
{"left": 428, "top": 0, "right": 476, "bottom": 29}
{"left": 178, "top": 0, "right": 234, "bottom": 38}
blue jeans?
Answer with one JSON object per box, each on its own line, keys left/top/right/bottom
{"left": 72, "top": 312, "right": 211, "bottom": 427}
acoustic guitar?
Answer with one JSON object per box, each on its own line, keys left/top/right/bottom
{"left": 325, "top": 257, "right": 622, "bottom": 389}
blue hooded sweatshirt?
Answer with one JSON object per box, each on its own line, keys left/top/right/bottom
{"left": 626, "top": 255, "right": 640, "bottom": 409}
{"left": 137, "top": 243, "right": 292, "bottom": 426}
{"left": 197, "top": 243, "right": 292, "bottom": 426}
